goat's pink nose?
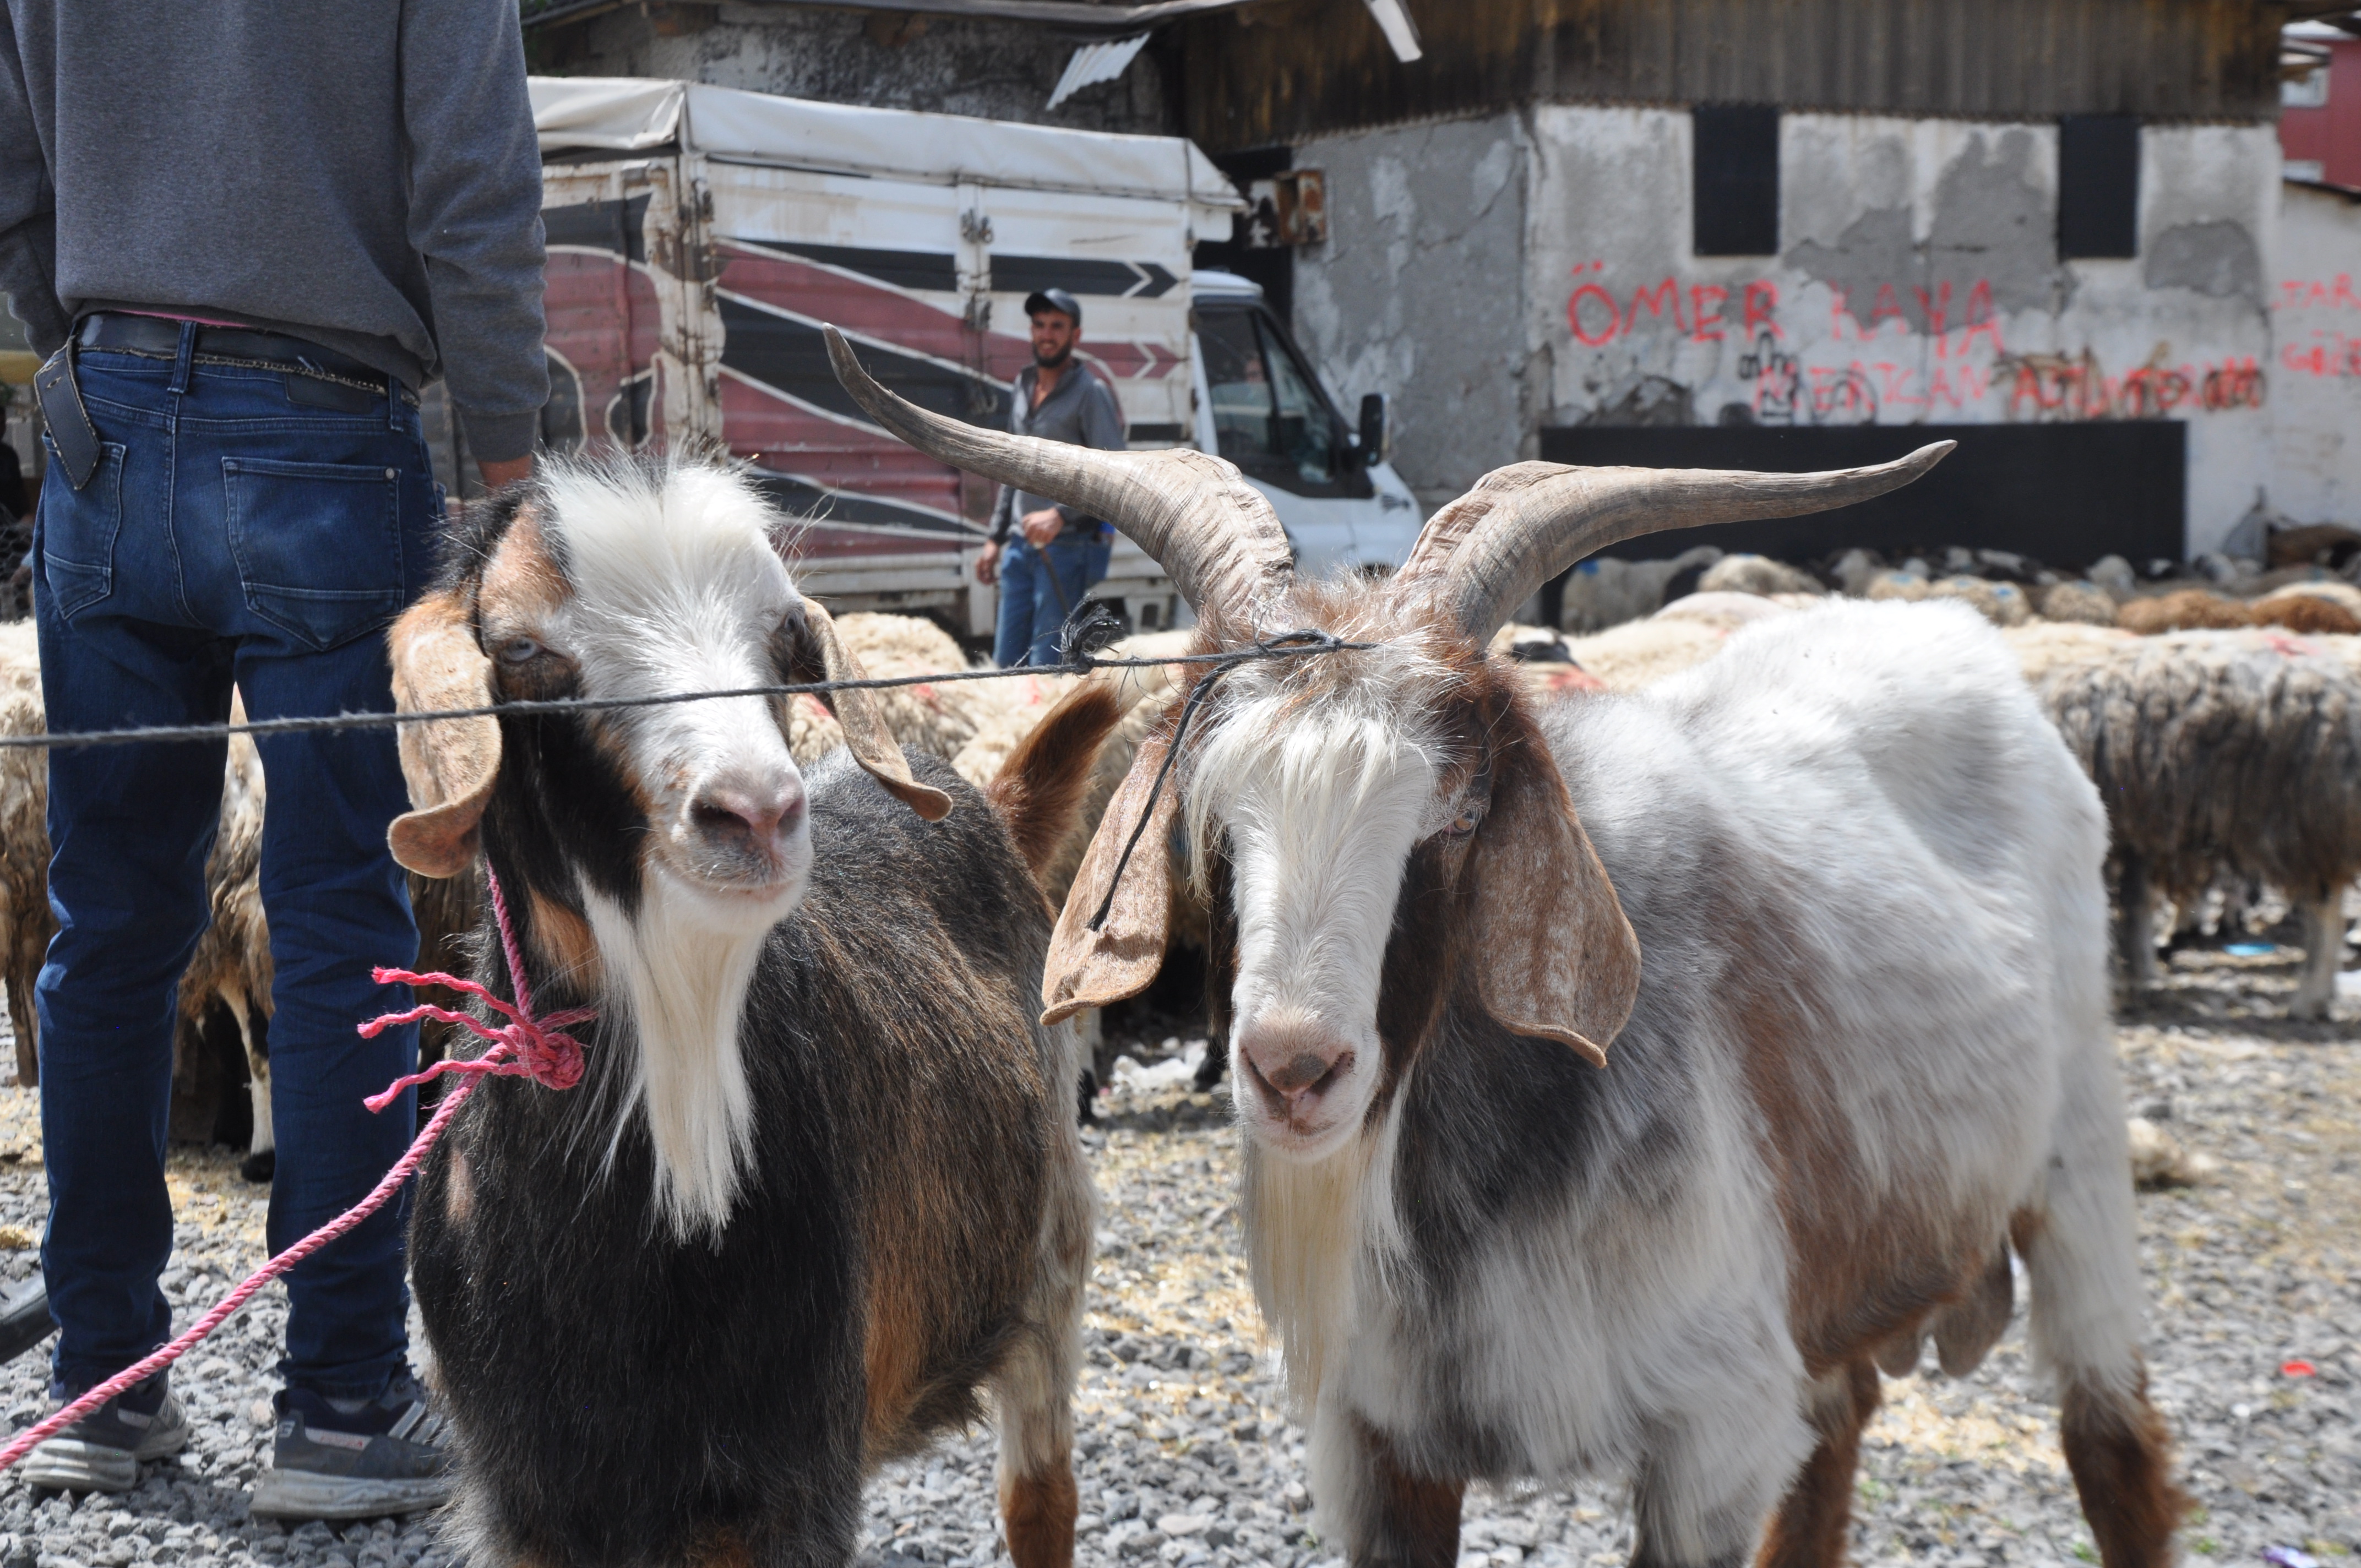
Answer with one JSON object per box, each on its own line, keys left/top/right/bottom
{"left": 690, "top": 779, "right": 805, "bottom": 845}
{"left": 1235, "top": 1020, "right": 1354, "bottom": 1109}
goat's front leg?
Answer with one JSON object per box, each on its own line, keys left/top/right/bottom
{"left": 1630, "top": 1384, "right": 1811, "bottom": 1568}
{"left": 1320, "top": 1415, "right": 1464, "bottom": 1568}
{"left": 2291, "top": 883, "right": 2346, "bottom": 1020}
{"left": 1754, "top": 1359, "right": 1880, "bottom": 1568}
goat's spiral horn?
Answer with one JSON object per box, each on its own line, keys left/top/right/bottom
{"left": 1406, "top": 443, "right": 1956, "bottom": 643}
{"left": 824, "top": 326, "right": 1294, "bottom": 627}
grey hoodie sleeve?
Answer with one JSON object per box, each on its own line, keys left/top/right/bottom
{"left": 0, "top": 8, "right": 67, "bottom": 357}
{"left": 401, "top": 0, "right": 549, "bottom": 464}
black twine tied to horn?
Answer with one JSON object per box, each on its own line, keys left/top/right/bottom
{"left": 1086, "top": 629, "right": 1368, "bottom": 934}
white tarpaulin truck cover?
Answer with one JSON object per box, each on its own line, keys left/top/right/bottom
{"left": 529, "top": 77, "right": 1242, "bottom": 227}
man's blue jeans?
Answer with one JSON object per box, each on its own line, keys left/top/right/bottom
{"left": 993, "top": 532, "right": 1113, "bottom": 668}
{"left": 35, "top": 329, "right": 431, "bottom": 1400}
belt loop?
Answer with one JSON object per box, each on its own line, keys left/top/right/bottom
{"left": 167, "top": 320, "right": 195, "bottom": 397}
{"left": 387, "top": 373, "right": 401, "bottom": 431}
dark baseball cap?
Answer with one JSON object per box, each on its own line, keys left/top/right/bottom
{"left": 1024, "top": 287, "right": 1082, "bottom": 325}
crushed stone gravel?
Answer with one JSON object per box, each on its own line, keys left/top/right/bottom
{"left": 0, "top": 941, "right": 2348, "bottom": 1568}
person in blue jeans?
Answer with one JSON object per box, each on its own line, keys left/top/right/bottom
{"left": 0, "top": 0, "right": 547, "bottom": 1519}
{"left": 977, "top": 288, "right": 1125, "bottom": 667}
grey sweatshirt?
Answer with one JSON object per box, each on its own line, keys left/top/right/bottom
{"left": 0, "top": 0, "right": 548, "bottom": 461}
{"left": 989, "top": 361, "right": 1127, "bottom": 543}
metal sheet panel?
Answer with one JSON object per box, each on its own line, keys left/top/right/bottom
{"left": 1183, "top": 0, "right": 2287, "bottom": 153}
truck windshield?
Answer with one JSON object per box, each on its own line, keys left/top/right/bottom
{"left": 1199, "top": 307, "right": 1340, "bottom": 489}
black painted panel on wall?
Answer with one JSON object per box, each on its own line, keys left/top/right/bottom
{"left": 1535, "top": 422, "right": 2185, "bottom": 569}
{"left": 1693, "top": 106, "right": 1781, "bottom": 258}
{"left": 2059, "top": 115, "right": 2141, "bottom": 259}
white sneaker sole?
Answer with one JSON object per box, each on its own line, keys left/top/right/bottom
{"left": 21, "top": 1439, "right": 143, "bottom": 1493}
{"left": 248, "top": 1466, "right": 453, "bottom": 1522}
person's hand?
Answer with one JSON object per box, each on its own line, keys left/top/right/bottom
{"left": 1021, "top": 507, "right": 1063, "bottom": 547}
{"left": 977, "top": 540, "right": 1002, "bottom": 586}
{"left": 478, "top": 455, "right": 534, "bottom": 491}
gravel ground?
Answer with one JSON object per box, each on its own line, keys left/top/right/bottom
{"left": 0, "top": 940, "right": 2349, "bottom": 1568}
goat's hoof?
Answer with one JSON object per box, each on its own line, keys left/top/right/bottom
{"left": 240, "top": 1150, "right": 276, "bottom": 1184}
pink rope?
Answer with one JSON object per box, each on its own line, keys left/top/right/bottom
{"left": 0, "top": 865, "right": 590, "bottom": 1474}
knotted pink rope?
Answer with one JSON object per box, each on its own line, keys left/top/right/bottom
{"left": 0, "top": 865, "right": 589, "bottom": 1474}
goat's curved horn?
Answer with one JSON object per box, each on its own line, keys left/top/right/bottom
{"left": 824, "top": 326, "right": 1294, "bottom": 624}
{"left": 1425, "top": 443, "right": 1956, "bottom": 643}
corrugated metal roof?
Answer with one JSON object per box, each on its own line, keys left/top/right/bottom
{"left": 1182, "top": 0, "right": 2291, "bottom": 152}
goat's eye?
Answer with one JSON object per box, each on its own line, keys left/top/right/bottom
{"left": 1446, "top": 804, "right": 1483, "bottom": 839}
{"left": 497, "top": 636, "right": 543, "bottom": 665}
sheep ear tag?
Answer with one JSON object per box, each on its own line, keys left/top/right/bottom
{"left": 1468, "top": 737, "right": 1640, "bottom": 1066}
{"left": 789, "top": 598, "right": 952, "bottom": 821}
{"left": 387, "top": 587, "right": 503, "bottom": 879}
{"left": 1042, "top": 729, "right": 1178, "bottom": 1026}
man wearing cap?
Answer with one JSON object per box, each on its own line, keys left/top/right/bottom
{"left": 977, "top": 287, "right": 1125, "bottom": 667}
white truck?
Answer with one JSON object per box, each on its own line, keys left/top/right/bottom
{"left": 419, "top": 77, "right": 1421, "bottom": 636}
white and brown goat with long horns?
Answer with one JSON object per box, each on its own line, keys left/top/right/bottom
{"left": 825, "top": 328, "right": 2182, "bottom": 1568}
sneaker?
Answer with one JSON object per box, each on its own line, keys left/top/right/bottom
{"left": 248, "top": 1372, "right": 451, "bottom": 1521}
{"left": 21, "top": 1372, "right": 191, "bottom": 1493}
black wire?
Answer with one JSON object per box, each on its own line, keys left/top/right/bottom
{"left": 1085, "top": 629, "right": 1352, "bottom": 933}
{"left": 0, "top": 636, "right": 1376, "bottom": 753}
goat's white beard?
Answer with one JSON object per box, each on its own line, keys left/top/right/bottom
{"left": 1242, "top": 1094, "right": 1407, "bottom": 1416}
{"left": 585, "top": 875, "right": 770, "bottom": 1242}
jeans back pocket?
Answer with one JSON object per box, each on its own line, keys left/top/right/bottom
{"left": 222, "top": 458, "right": 405, "bottom": 652}
{"left": 36, "top": 437, "right": 125, "bottom": 620}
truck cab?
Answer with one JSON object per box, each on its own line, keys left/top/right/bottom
{"left": 1190, "top": 270, "right": 1422, "bottom": 584}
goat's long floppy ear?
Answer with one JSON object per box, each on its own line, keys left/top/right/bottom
{"left": 387, "top": 588, "right": 503, "bottom": 879}
{"left": 787, "top": 598, "right": 953, "bottom": 821}
{"left": 1470, "top": 733, "right": 1640, "bottom": 1066}
{"left": 1042, "top": 727, "right": 1178, "bottom": 1025}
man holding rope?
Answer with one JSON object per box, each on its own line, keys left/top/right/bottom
{"left": 0, "top": 0, "right": 545, "bottom": 1518}
{"left": 976, "top": 287, "right": 1125, "bottom": 667}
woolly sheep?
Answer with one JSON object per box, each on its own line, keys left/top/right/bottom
{"left": 2027, "top": 628, "right": 2361, "bottom": 1017}
{"left": 1554, "top": 546, "right": 1721, "bottom": 632}
{"left": 1864, "top": 570, "right": 1931, "bottom": 602}
{"left": 2038, "top": 581, "right": 2120, "bottom": 627}
{"left": 1697, "top": 552, "right": 1824, "bottom": 597}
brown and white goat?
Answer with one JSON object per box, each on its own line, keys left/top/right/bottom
{"left": 386, "top": 459, "right": 1109, "bottom": 1568}
{"left": 828, "top": 328, "right": 2184, "bottom": 1568}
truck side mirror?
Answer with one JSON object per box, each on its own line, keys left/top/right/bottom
{"left": 1357, "top": 393, "right": 1388, "bottom": 464}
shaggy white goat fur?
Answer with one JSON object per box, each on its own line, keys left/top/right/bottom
{"left": 1238, "top": 600, "right": 2134, "bottom": 1558}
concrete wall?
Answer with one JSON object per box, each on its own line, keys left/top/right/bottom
{"left": 1519, "top": 105, "right": 2277, "bottom": 554}
{"left": 554, "top": 4, "right": 1176, "bottom": 133}
{"left": 2270, "top": 183, "right": 2361, "bottom": 526}
{"left": 1291, "top": 113, "right": 1535, "bottom": 510}
{"left": 1285, "top": 104, "right": 2292, "bottom": 553}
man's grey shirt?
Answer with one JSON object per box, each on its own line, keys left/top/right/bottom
{"left": 0, "top": 0, "right": 549, "bottom": 461}
{"left": 990, "top": 362, "right": 1126, "bottom": 543}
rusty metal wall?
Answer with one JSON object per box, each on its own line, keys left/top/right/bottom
{"left": 1182, "top": 0, "right": 2290, "bottom": 153}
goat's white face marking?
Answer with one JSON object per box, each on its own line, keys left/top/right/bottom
{"left": 1192, "top": 699, "right": 1438, "bottom": 1161}
{"left": 485, "top": 464, "right": 814, "bottom": 1239}
{"left": 537, "top": 465, "right": 813, "bottom": 932}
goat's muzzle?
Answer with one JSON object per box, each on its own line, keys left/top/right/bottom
{"left": 682, "top": 771, "right": 809, "bottom": 890}
{"left": 1235, "top": 1016, "right": 1360, "bottom": 1143}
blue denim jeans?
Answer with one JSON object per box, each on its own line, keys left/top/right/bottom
{"left": 35, "top": 328, "right": 432, "bottom": 1400}
{"left": 993, "top": 531, "right": 1113, "bottom": 668}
